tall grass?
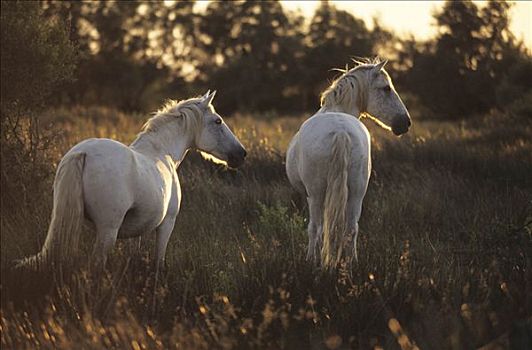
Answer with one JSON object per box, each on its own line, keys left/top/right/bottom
{"left": 1, "top": 106, "right": 531, "bottom": 349}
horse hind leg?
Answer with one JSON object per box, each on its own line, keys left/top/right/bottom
{"left": 345, "top": 196, "right": 364, "bottom": 265}
{"left": 345, "top": 221, "right": 359, "bottom": 264}
{"left": 92, "top": 226, "right": 119, "bottom": 268}
{"left": 306, "top": 195, "right": 324, "bottom": 265}
{"left": 306, "top": 219, "right": 317, "bottom": 262}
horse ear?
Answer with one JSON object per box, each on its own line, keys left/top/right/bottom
{"left": 201, "top": 90, "right": 216, "bottom": 106}
{"left": 373, "top": 60, "right": 388, "bottom": 72}
{"left": 206, "top": 90, "right": 217, "bottom": 105}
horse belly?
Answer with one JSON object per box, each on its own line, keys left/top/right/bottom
{"left": 117, "top": 174, "right": 170, "bottom": 239}
{"left": 117, "top": 174, "right": 176, "bottom": 239}
{"left": 286, "top": 134, "right": 307, "bottom": 195}
{"left": 117, "top": 205, "right": 163, "bottom": 238}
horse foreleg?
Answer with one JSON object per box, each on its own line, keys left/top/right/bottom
{"left": 151, "top": 216, "right": 176, "bottom": 317}
{"left": 155, "top": 216, "right": 176, "bottom": 270}
{"left": 306, "top": 219, "right": 317, "bottom": 262}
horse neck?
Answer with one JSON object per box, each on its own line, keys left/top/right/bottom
{"left": 318, "top": 104, "right": 361, "bottom": 116}
{"left": 131, "top": 125, "right": 192, "bottom": 165}
{"left": 320, "top": 70, "right": 368, "bottom": 117}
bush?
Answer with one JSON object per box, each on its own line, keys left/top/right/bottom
{"left": 496, "top": 55, "right": 532, "bottom": 110}
{"left": 0, "top": 1, "right": 77, "bottom": 117}
{"left": 0, "top": 1, "right": 78, "bottom": 261}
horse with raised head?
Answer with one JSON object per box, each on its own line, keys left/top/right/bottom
{"left": 286, "top": 59, "right": 411, "bottom": 269}
{"left": 17, "top": 91, "right": 246, "bottom": 272}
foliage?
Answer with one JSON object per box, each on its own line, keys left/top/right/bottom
{"left": 34, "top": 0, "right": 390, "bottom": 113}
{"left": 42, "top": 0, "right": 196, "bottom": 111}
{"left": 255, "top": 201, "right": 305, "bottom": 238}
{"left": 398, "top": 0, "right": 530, "bottom": 118}
{"left": 0, "top": 1, "right": 77, "bottom": 117}
{"left": 0, "top": 1, "right": 78, "bottom": 242}
{"left": 495, "top": 54, "right": 532, "bottom": 109}
{"left": 1, "top": 1, "right": 531, "bottom": 345}
{"left": 1, "top": 107, "right": 531, "bottom": 349}
{"left": 300, "top": 2, "right": 382, "bottom": 110}
{"left": 195, "top": 1, "right": 306, "bottom": 113}
{"left": 11, "top": 0, "right": 525, "bottom": 118}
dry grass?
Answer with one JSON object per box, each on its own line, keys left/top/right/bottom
{"left": 1, "top": 106, "right": 531, "bottom": 349}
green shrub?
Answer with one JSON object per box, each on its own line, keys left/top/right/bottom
{"left": 255, "top": 201, "right": 305, "bottom": 239}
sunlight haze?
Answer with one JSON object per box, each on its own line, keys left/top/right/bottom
{"left": 193, "top": 1, "right": 532, "bottom": 49}
{"left": 280, "top": 1, "right": 531, "bottom": 49}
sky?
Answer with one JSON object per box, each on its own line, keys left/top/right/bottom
{"left": 194, "top": 1, "right": 531, "bottom": 50}
{"left": 280, "top": 1, "right": 531, "bottom": 49}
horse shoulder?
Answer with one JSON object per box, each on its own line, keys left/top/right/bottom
{"left": 136, "top": 153, "right": 180, "bottom": 214}
{"left": 348, "top": 118, "right": 370, "bottom": 146}
{"left": 168, "top": 172, "right": 181, "bottom": 217}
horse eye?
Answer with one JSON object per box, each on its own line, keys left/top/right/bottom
{"left": 383, "top": 86, "right": 391, "bottom": 92}
{"left": 215, "top": 119, "right": 222, "bottom": 125}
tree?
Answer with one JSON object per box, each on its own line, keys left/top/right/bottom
{"left": 194, "top": 0, "right": 385, "bottom": 112}
{"left": 1, "top": 1, "right": 78, "bottom": 218}
{"left": 1, "top": 1, "right": 77, "bottom": 118}
{"left": 302, "top": 1, "right": 376, "bottom": 108}
{"left": 196, "top": 0, "right": 306, "bottom": 112}
{"left": 400, "top": 0, "right": 528, "bottom": 118}
{"left": 42, "top": 0, "right": 197, "bottom": 111}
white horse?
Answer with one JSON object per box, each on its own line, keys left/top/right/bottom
{"left": 286, "top": 59, "right": 411, "bottom": 269}
{"left": 17, "top": 91, "right": 246, "bottom": 271}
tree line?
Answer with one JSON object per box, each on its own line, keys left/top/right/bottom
{"left": 2, "top": 0, "right": 531, "bottom": 119}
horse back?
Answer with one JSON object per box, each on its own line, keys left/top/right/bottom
{"left": 292, "top": 113, "right": 370, "bottom": 194}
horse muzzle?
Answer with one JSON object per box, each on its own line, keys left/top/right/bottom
{"left": 227, "top": 147, "right": 247, "bottom": 168}
{"left": 391, "top": 114, "right": 411, "bottom": 136}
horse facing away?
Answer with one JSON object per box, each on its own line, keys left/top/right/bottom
{"left": 17, "top": 90, "right": 247, "bottom": 271}
{"left": 286, "top": 59, "right": 411, "bottom": 270}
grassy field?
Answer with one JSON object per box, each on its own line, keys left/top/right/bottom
{"left": 1, "top": 105, "right": 531, "bottom": 349}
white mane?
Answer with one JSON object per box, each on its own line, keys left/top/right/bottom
{"left": 320, "top": 58, "right": 385, "bottom": 116}
{"left": 132, "top": 97, "right": 206, "bottom": 149}
{"left": 142, "top": 97, "right": 205, "bottom": 135}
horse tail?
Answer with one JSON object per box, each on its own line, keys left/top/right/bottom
{"left": 16, "top": 152, "right": 86, "bottom": 270}
{"left": 322, "top": 131, "right": 351, "bottom": 269}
